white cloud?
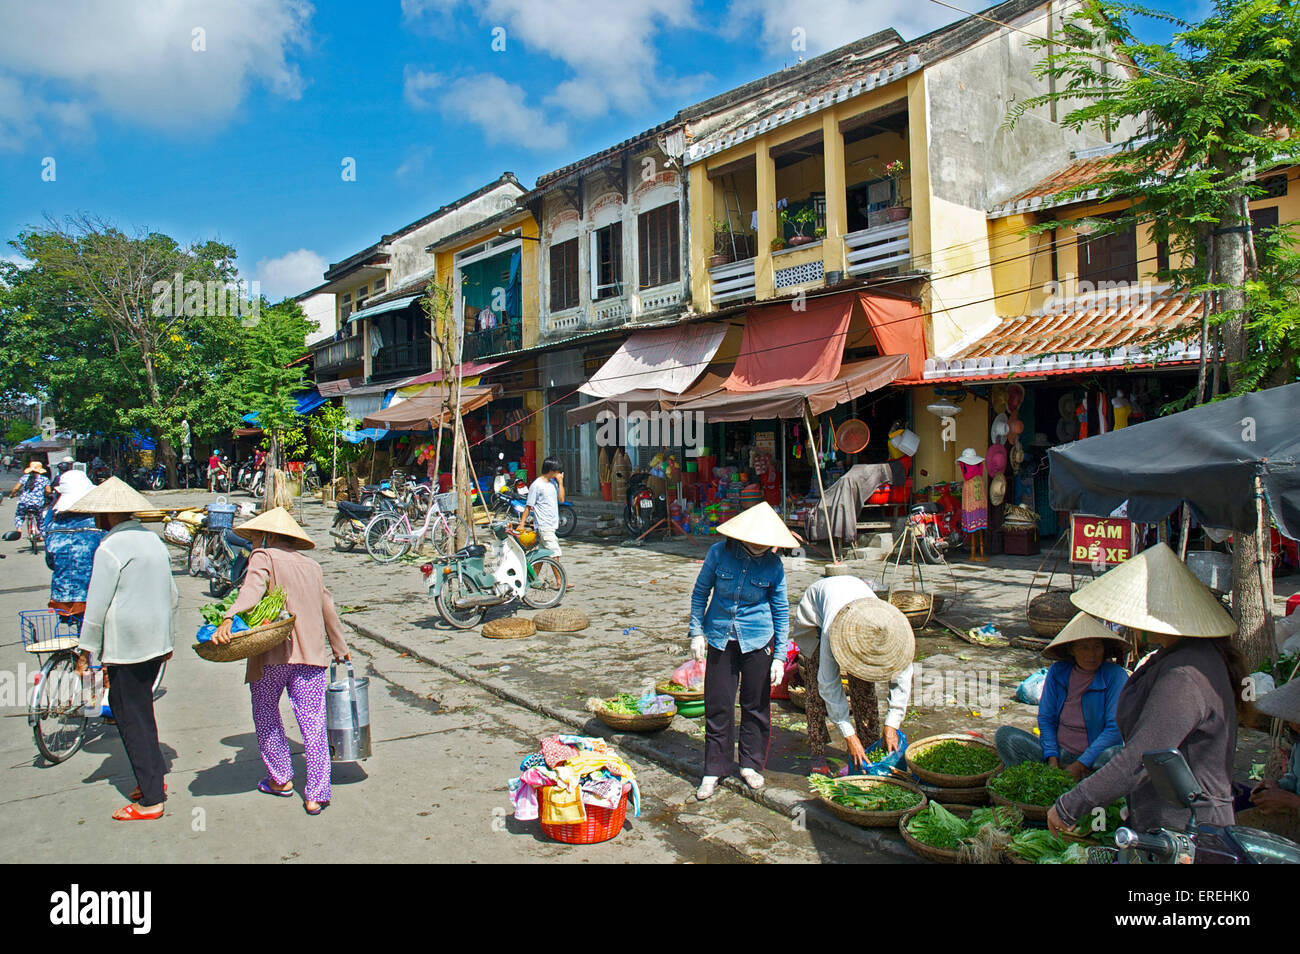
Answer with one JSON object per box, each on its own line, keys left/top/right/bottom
{"left": 403, "top": 67, "right": 444, "bottom": 111}
{"left": 407, "top": 70, "right": 568, "bottom": 151}
{"left": 0, "top": 0, "right": 313, "bottom": 149}
{"left": 725, "top": 0, "right": 960, "bottom": 57}
{"left": 395, "top": 144, "right": 435, "bottom": 181}
{"left": 254, "top": 248, "right": 326, "bottom": 300}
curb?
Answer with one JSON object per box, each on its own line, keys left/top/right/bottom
{"left": 344, "top": 617, "right": 917, "bottom": 861}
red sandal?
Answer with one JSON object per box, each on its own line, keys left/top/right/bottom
{"left": 112, "top": 804, "right": 164, "bottom": 821}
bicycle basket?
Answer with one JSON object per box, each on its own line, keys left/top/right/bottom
{"left": 20, "top": 610, "right": 80, "bottom": 654}
{"left": 207, "top": 495, "right": 237, "bottom": 531}
{"left": 434, "top": 492, "right": 460, "bottom": 513}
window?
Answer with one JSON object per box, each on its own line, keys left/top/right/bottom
{"left": 1252, "top": 205, "right": 1280, "bottom": 261}
{"left": 591, "top": 223, "right": 622, "bottom": 300}
{"left": 372, "top": 276, "right": 387, "bottom": 294}
{"left": 1076, "top": 220, "right": 1138, "bottom": 287}
{"left": 355, "top": 283, "right": 369, "bottom": 312}
{"left": 638, "top": 202, "right": 680, "bottom": 289}
{"left": 339, "top": 292, "right": 352, "bottom": 323}
{"left": 549, "top": 238, "right": 579, "bottom": 311}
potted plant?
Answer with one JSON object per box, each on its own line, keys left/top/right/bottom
{"left": 884, "top": 159, "right": 910, "bottom": 222}
{"left": 814, "top": 225, "right": 827, "bottom": 239}
{"left": 788, "top": 206, "right": 819, "bottom": 246}
{"left": 709, "top": 217, "right": 735, "bottom": 268}
{"left": 770, "top": 236, "right": 787, "bottom": 252}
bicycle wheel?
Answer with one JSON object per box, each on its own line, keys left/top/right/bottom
{"left": 365, "top": 512, "right": 410, "bottom": 563}
{"left": 32, "top": 652, "right": 88, "bottom": 764}
{"left": 436, "top": 575, "right": 485, "bottom": 629}
{"left": 207, "top": 544, "right": 234, "bottom": 598}
{"left": 523, "top": 556, "right": 566, "bottom": 609}
{"left": 152, "top": 659, "right": 166, "bottom": 697}
{"left": 428, "top": 516, "right": 455, "bottom": 556}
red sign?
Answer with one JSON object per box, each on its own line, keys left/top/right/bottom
{"left": 1070, "top": 514, "right": 1135, "bottom": 566}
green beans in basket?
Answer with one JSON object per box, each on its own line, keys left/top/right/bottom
{"left": 245, "top": 586, "right": 288, "bottom": 627}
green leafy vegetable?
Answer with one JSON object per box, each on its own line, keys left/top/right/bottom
{"left": 906, "top": 802, "right": 972, "bottom": 850}
{"left": 910, "top": 740, "right": 1001, "bottom": 777}
{"left": 809, "top": 776, "right": 922, "bottom": 812}
{"left": 989, "top": 761, "right": 1076, "bottom": 805}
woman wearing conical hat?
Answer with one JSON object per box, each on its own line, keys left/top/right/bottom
{"left": 1237, "top": 676, "right": 1300, "bottom": 840}
{"left": 688, "top": 502, "right": 794, "bottom": 800}
{"left": 1046, "top": 543, "right": 1247, "bottom": 836}
{"left": 211, "top": 508, "right": 350, "bottom": 816}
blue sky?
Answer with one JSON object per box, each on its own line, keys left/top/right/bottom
{"left": 0, "top": 0, "right": 1208, "bottom": 300}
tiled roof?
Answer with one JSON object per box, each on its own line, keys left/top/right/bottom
{"left": 923, "top": 286, "right": 1203, "bottom": 382}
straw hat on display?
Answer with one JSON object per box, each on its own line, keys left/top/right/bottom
{"left": 23, "top": 460, "right": 46, "bottom": 475}
{"left": 956, "top": 447, "right": 984, "bottom": 467}
{"left": 66, "top": 476, "right": 153, "bottom": 515}
{"left": 716, "top": 501, "right": 799, "bottom": 550}
{"left": 53, "top": 470, "right": 96, "bottom": 513}
{"left": 989, "top": 473, "right": 1007, "bottom": 506}
{"left": 1069, "top": 542, "right": 1236, "bottom": 637}
{"left": 827, "top": 598, "right": 915, "bottom": 681}
{"left": 1043, "top": 612, "right": 1129, "bottom": 662}
{"left": 1255, "top": 678, "right": 1300, "bottom": 723}
{"left": 233, "top": 507, "right": 316, "bottom": 550}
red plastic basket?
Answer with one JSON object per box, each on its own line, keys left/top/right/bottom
{"left": 540, "top": 790, "right": 629, "bottom": 845}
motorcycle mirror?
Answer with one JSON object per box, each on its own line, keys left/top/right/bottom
{"left": 1141, "top": 749, "right": 1205, "bottom": 810}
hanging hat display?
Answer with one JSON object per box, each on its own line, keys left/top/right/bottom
{"left": 990, "top": 413, "right": 1010, "bottom": 444}
{"left": 1009, "top": 441, "right": 1026, "bottom": 471}
{"left": 988, "top": 472, "right": 1007, "bottom": 506}
{"left": 990, "top": 385, "right": 1009, "bottom": 414}
{"left": 985, "top": 443, "right": 1008, "bottom": 476}
{"left": 1006, "top": 383, "right": 1025, "bottom": 412}
{"left": 1069, "top": 542, "right": 1236, "bottom": 637}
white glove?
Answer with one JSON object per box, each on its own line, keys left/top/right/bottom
{"left": 770, "top": 658, "right": 786, "bottom": 687}
{"left": 690, "top": 635, "right": 707, "bottom": 662}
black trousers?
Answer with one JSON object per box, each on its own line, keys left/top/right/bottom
{"left": 106, "top": 658, "right": 166, "bottom": 805}
{"left": 703, "top": 639, "right": 772, "bottom": 777}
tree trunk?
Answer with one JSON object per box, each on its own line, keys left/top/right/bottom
{"left": 157, "top": 435, "right": 178, "bottom": 489}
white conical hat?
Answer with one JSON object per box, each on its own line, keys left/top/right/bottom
{"left": 1043, "top": 612, "right": 1129, "bottom": 661}
{"left": 1069, "top": 542, "right": 1236, "bottom": 637}
{"left": 65, "top": 476, "right": 154, "bottom": 515}
{"left": 716, "top": 501, "right": 799, "bottom": 549}
{"left": 827, "top": 598, "right": 915, "bottom": 681}
{"left": 233, "top": 507, "right": 315, "bottom": 549}
{"left": 53, "top": 470, "right": 95, "bottom": 512}
{"left": 1256, "top": 678, "right": 1300, "bottom": 722}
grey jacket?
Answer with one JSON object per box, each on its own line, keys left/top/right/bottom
{"left": 1055, "top": 639, "right": 1237, "bottom": 832}
{"left": 81, "top": 520, "right": 178, "bottom": 665}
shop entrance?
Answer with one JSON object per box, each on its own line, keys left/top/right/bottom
{"left": 547, "top": 395, "right": 583, "bottom": 494}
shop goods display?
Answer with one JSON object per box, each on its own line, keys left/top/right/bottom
{"left": 809, "top": 774, "right": 924, "bottom": 827}
{"left": 905, "top": 734, "right": 1001, "bottom": 787}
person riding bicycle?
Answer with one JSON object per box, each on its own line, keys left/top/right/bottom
{"left": 43, "top": 470, "right": 104, "bottom": 620}
{"left": 10, "top": 461, "right": 52, "bottom": 538}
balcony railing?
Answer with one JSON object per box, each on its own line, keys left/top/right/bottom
{"left": 311, "top": 334, "right": 363, "bottom": 373}
{"left": 372, "top": 340, "right": 429, "bottom": 379}
{"left": 463, "top": 323, "right": 522, "bottom": 360}
{"left": 709, "top": 257, "right": 757, "bottom": 306}
{"left": 845, "top": 221, "right": 911, "bottom": 277}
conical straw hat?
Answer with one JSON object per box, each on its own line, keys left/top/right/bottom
{"left": 716, "top": 500, "right": 799, "bottom": 550}
{"left": 1043, "top": 612, "right": 1129, "bottom": 661}
{"left": 65, "top": 476, "right": 154, "bottom": 515}
{"left": 1255, "top": 678, "right": 1300, "bottom": 722}
{"left": 233, "top": 507, "right": 315, "bottom": 549}
{"left": 1069, "top": 542, "right": 1235, "bottom": 637}
{"left": 827, "top": 597, "right": 915, "bottom": 681}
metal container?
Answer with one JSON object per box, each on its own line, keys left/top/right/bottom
{"left": 327, "top": 661, "right": 371, "bottom": 761}
{"left": 1186, "top": 550, "right": 1233, "bottom": 594}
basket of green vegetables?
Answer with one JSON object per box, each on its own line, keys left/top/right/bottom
{"left": 899, "top": 802, "right": 1024, "bottom": 863}
{"left": 905, "top": 734, "right": 1002, "bottom": 788}
{"left": 1003, "top": 829, "right": 1090, "bottom": 864}
{"left": 587, "top": 693, "right": 677, "bottom": 732}
{"left": 655, "top": 681, "right": 704, "bottom": 703}
{"left": 986, "top": 762, "right": 1077, "bottom": 822}
{"left": 810, "top": 774, "right": 925, "bottom": 828}
{"left": 193, "top": 586, "right": 294, "bottom": 663}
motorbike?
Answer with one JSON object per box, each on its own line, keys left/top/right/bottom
{"left": 624, "top": 471, "right": 667, "bottom": 536}
{"left": 423, "top": 523, "right": 566, "bottom": 629}
{"left": 330, "top": 493, "right": 404, "bottom": 551}
{"left": 1096, "top": 749, "right": 1300, "bottom": 864}
{"left": 490, "top": 476, "right": 577, "bottom": 537}
{"left": 90, "top": 462, "right": 112, "bottom": 485}
{"left": 199, "top": 527, "right": 252, "bottom": 599}
{"left": 130, "top": 463, "right": 166, "bottom": 490}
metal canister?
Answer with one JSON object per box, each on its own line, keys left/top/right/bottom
{"left": 327, "top": 661, "right": 371, "bottom": 761}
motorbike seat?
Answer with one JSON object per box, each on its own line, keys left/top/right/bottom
{"left": 336, "top": 500, "right": 373, "bottom": 518}
{"left": 453, "top": 544, "right": 486, "bottom": 559}
{"left": 910, "top": 502, "right": 939, "bottom": 515}
{"left": 224, "top": 529, "right": 252, "bottom": 551}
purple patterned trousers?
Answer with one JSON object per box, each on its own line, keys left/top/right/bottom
{"left": 250, "top": 664, "right": 331, "bottom": 802}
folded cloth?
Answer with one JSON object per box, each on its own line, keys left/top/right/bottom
{"left": 580, "top": 777, "right": 624, "bottom": 809}
{"left": 519, "top": 752, "right": 546, "bottom": 771}
{"left": 540, "top": 783, "right": 586, "bottom": 824}
{"left": 520, "top": 767, "right": 556, "bottom": 788}
{"left": 541, "top": 735, "right": 581, "bottom": 768}
{"left": 509, "top": 777, "right": 539, "bottom": 821}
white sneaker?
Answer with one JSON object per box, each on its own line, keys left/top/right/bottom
{"left": 739, "top": 768, "right": 765, "bottom": 790}
{"left": 696, "top": 776, "right": 719, "bottom": 800}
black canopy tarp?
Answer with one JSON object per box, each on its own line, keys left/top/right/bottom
{"left": 1049, "top": 382, "right": 1300, "bottom": 539}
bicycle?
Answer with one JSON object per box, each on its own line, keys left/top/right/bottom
{"left": 365, "top": 491, "right": 459, "bottom": 563}
{"left": 21, "top": 610, "right": 166, "bottom": 764}
{"left": 300, "top": 462, "right": 322, "bottom": 496}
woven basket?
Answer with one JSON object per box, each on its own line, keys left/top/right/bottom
{"left": 540, "top": 789, "right": 628, "bottom": 844}
{"left": 193, "top": 616, "right": 295, "bottom": 663}
{"left": 482, "top": 617, "right": 536, "bottom": 639}
{"left": 656, "top": 682, "right": 704, "bottom": 703}
{"left": 905, "top": 733, "right": 1001, "bottom": 788}
{"left": 917, "top": 781, "right": 990, "bottom": 806}
{"left": 533, "top": 608, "right": 590, "bottom": 633}
{"left": 889, "top": 589, "right": 933, "bottom": 630}
{"left": 898, "top": 804, "right": 978, "bottom": 864}
{"left": 814, "top": 775, "right": 926, "bottom": 828}
{"left": 588, "top": 699, "right": 675, "bottom": 732}
{"left": 1027, "top": 590, "right": 1076, "bottom": 639}
{"left": 986, "top": 767, "right": 1052, "bottom": 823}
{"left": 787, "top": 685, "right": 807, "bottom": 711}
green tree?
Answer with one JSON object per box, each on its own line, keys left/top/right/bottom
{"left": 1008, "top": 0, "right": 1300, "bottom": 668}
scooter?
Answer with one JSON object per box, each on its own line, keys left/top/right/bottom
{"left": 624, "top": 471, "right": 666, "bottom": 536}
{"left": 491, "top": 476, "right": 577, "bottom": 537}
{"left": 1099, "top": 749, "right": 1300, "bottom": 864}
{"left": 422, "top": 523, "right": 566, "bottom": 629}
{"left": 202, "top": 528, "right": 251, "bottom": 599}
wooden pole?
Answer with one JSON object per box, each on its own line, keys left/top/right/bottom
{"left": 1177, "top": 502, "right": 1190, "bottom": 561}
{"left": 803, "top": 401, "right": 837, "bottom": 564}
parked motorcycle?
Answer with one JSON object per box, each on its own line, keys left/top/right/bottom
{"left": 1096, "top": 749, "right": 1300, "bottom": 864}
{"left": 423, "top": 523, "right": 566, "bottom": 629}
{"left": 493, "top": 476, "right": 577, "bottom": 537}
{"left": 624, "top": 472, "right": 666, "bottom": 536}
{"left": 196, "top": 527, "right": 252, "bottom": 599}
{"left": 330, "top": 494, "right": 403, "bottom": 551}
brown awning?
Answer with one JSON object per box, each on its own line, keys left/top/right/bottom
{"left": 362, "top": 385, "right": 499, "bottom": 430}
{"left": 579, "top": 323, "right": 727, "bottom": 398}
{"left": 565, "top": 365, "right": 734, "bottom": 427}
{"left": 722, "top": 294, "right": 852, "bottom": 392}
{"left": 674, "top": 355, "right": 909, "bottom": 422}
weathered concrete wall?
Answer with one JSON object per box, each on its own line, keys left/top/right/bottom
{"left": 385, "top": 182, "right": 525, "bottom": 291}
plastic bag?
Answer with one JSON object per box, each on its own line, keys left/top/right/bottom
{"left": 637, "top": 690, "right": 675, "bottom": 715}
{"left": 1015, "top": 667, "right": 1049, "bottom": 705}
{"left": 849, "top": 731, "right": 908, "bottom": 777}
{"left": 672, "top": 658, "right": 706, "bottom": 689}
{"left": 195, "top": 615, "right": 249, "bottom": 644}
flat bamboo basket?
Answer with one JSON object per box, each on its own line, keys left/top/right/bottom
{"left": 985, "top": 766, "right": 1052, "bottom": 823}
{"left": 656, "top": 682, "right": 704, "bottom": 703}
{"left": 587, "top": 699, "right": 676, "bottom": 732}
{"left": 814, "top": 775, "right": 926, "bottom": 828}
{"left": 905, "top": 733, "right": 1002, "bottom": 788}
{"left": 898, "top": 804, "right": 977, "bottom": 864}
{"left": 193, "top": 616, "right": 294, "bottom": 662}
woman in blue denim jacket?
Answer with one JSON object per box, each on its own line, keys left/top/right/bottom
{"left": 688, "top": 503, "right": 796, "bottom": 800}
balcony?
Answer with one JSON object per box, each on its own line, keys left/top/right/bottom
{"left": 845, "top": 221, "right": 911, "bottom": 277}
{"left": 709, "top": 258, "right": 757, "bottom": 306}
{"left": 311, "top": 334, "right": 363, "bottom": 374}
{"left": 372, "top": 339, "right": 429, "bottom": 379}
{"left": 463, "top": 323, "right": 522, "bottom": 360}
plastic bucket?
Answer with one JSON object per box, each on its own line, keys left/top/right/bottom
{"left": 889, "top": 429, "right": 920, "bottom": 457}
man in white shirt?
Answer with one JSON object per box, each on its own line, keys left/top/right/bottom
{"left": 517, "top": 456, "right": 565, "bottom": 557}
{"left": 792, "top": 572, "right": 915, "bottom": 775}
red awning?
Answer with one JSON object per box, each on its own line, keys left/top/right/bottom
{"left": 398, "top": 360, "right": 508, "bottom": 387}
{"left": 723, "top": 296, "right": 851, "bottom": 392}
{"left": 858, "top": 292, "right": 926, "bottom": 385}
